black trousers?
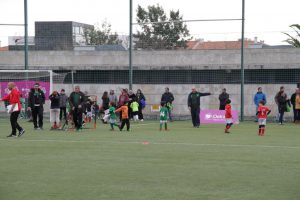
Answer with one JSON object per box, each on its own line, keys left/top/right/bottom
{"left": 73, "top": 107, "right": 83, "bottom": 129}
{"left": 293, "top": 107, "right": 296, "bottom": 122}
{"left": 191, "top": 107, "right": 200, "bottom": 127}
{"left": 10, "top": 111, "right": 22, "bottom": 135}
{"left": 120, "top": 119, "right": 130, "bottom": 131}
{"left": 60, "top": 107, "right": 67, "bottom": 121}
{"left": 219, "top": 104, "right": 226, "bottom": 110}
{"left": 296, "top": 109, "right": 300, "bottom": 121}
{"left": 128, "top": 104, "right": 133, "bottom": 119}
{"left": 138, "top": 106, "right": 144, "bottom": 120}
{"left": 32, "top": 106, "right": 43, "bottom": 128}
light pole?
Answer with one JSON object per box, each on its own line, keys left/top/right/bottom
{"left": 240, "top": 0, "right": 245, "bottom": 121}
{"left": 24, "top": 0, "right": 28, "bottom": 70}
{"left": 129, "top": 0, "right": 133, "bottom": 90}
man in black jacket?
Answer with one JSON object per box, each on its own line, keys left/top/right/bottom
{"left": 28, "top": 83, "right": 45, "bottom": 130}
{"left": 161, "top": 87, "right": 175, "bottom": 121}
{"left": 218, "top": 88, "right": 229, "bottom": 110}
{"left": 291, "top": 88, "right": 300, "bottom": 123}
{"left": 188, "top": 88, "right": 211, "bottom": 128}
{"left": 69, "top": 86, "right": 85, "bottom": 130}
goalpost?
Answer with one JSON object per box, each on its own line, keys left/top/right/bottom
{"left": 0, "top": 70, "right": 53, "bottom": 96}
{"left": 0, "top": 70, "right": 54, "bottom": 114}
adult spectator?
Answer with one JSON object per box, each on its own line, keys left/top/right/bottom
{"left": 295, "top": 88, "right": 300, "bottom": 124}
{"left": 59, "top": 89, "right": 68, "bottom": 122}
{"left": 101, "top": 91, "right": 110, "bottom": 111}
{"left": 28, "top": 82, "right": 45, "bottom": 130}
{"left": 291, "top": 88, "right": 300, "bottom": 123}
{"left": 108, "top": 90, "right": 118, "bottom": 106}
{"left": 275, "top": 86, "right": 287, "bottom": 122}
{"left": 69, "top": 86, "right": 85, "bottom": 131}
{"left": 0, "top": 82, "right": 25, "bottom": 137}
{"left": 188, "top": 88, "right": 211, "bottom": 128}
{"left": 161, "top": 87, "right": 175, "bottom": 121}
{"left": 118, "top": 89, "right": 129, "bottom": 107}
{"left": 118, "top": 89, "right": 129, "bottom": 120}
{"left": 295, "top": 90, "right": 300, "bottom": 124}
{"left": 277, "top": 91, "right": 290, "bottom": 125}
{"left": 218, "top": 88, "right": 229, "bottom": 110}
{"left": 49, "top": 90, "right": 60, "bottom": 129}
{"left": 128, "top": 90, "right": 137, "bottom": 119}
{"left": 136, "top": 89, "right": 146, "bottom": 121}
{"left": 254, "top": 87, "right": 267, "bottom": 121}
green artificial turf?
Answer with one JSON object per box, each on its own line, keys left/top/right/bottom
{"left": 0, "top": 119, "right": 299, "bottom": 200}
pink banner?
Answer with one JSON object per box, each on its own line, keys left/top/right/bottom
{"left": 1, "top": 81, "right": 50, "bottom": 100}
{"left": 200, "top": 110, "right": 239, "bottom": 124}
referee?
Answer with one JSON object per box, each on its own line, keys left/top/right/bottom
{"left": 0, "top": 82, "right": 25, "bottom": 137}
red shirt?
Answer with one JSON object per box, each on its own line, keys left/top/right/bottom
{"left": 257, "top": 105, "right": 270, "bottom": 119}
{"left": 225, "top": 104, "right": 232, "bottom": 118}
{"left": 1, "top": 88, "right": 22, "bottom": 112}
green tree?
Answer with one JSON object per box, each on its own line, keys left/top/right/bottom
{"left": 134, "top": 4, "right": 191, "bottom": 50}
{"left": 283, "top": 24, "right": 300, "bottom": 47}
{"left": 84, "top": 20, "right": 122, "bottom": 45}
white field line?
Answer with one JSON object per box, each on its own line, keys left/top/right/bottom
{"left": 0, "top": 138, "right": 300, "bottom": 149}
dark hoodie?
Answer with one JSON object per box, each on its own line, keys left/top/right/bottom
{"left": 28, "top": 88, "right": 45, "bottom": 108}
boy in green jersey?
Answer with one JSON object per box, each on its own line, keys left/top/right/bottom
{"left": 159, "top": 101, "right": 169, "bottom": 131}
{"left": 130, "top": 99, "right": 139, "bottom": 121}
{"left": 108, "top": 102, "right": 118, "bottom": 130}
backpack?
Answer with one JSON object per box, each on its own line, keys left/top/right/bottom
{"left": 140, "top": 99, "right": 146, "bottom": 109}
{"left": 286, "top": 102, "right": 291, "bottom": 112}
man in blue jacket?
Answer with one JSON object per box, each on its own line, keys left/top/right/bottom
{"left": 254, "top": 87, "right": 267, "bottom": 121}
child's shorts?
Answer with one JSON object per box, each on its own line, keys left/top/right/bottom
{"left": 86, "top": 111, "right": 93, "bottom": 118}
{"left": 258, "top": 118, "right": 267, "bottom": 125}
{"left": 225, "top": 118, "right": 233, "bottom": 124}
{"left": 103, "top": 114, "right": 110, "bottom": 122}
{"left": 109, "top": 118, "right": 116, "bottom": 124}
{"left": 160, "top": 120, "right": 167, "bottom": 123}
{"left": 132, "top": 111, "right": 139, "bottom": 116}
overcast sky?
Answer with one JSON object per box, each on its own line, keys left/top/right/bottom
{"left": 0, "top": 0, "right": 299, "bottom": 46}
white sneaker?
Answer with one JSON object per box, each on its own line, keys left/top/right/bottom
{"left": 140, "top": 119, "right": 144, "bottom": 122}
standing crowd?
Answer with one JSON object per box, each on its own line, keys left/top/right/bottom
{"left": 1, "top": 81, "right": 300, "bottom": 137}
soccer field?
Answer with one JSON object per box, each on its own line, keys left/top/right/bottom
{"left": 0, "top": 119, "right": 299, "bottom": 200}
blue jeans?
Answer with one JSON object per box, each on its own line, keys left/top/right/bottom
{"left": 279, "top": 111, "right": 284, "bottom": 124}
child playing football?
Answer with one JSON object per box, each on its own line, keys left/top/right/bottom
{"left": 108, "top": 102, "right": 118, "bottom": 131}
{"left": 159, "top": 101, "right": 169, "bottom": 131}
{"left": 256, "top": 100, "right": 271, "bottom": 136}
{"left": 130, "top": 99, "right": 139, "bottom": 121}
{"left": 115, "top": 101, "right": 130, "bottom": 131}
{"left": 224, "top": 99, "right": 233, "bottom": 133}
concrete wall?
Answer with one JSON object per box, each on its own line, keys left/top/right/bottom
{"left": 1, "top": 48, "right": 300, "bottom": 70}
{"left": 52, "top": 83, "right": 297, "bottom": 118}
{"left": 1, "top": 48, "right": 298, "bottom": 118}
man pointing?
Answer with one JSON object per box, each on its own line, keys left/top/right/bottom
{"left": 188, "top": 87, "right": 211, "bottom": 128}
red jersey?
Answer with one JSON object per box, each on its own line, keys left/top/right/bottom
{"left": 225, "top": 104, "right": 232, "bottom": 118}
{"left": 257, "top": 105, "right": 270, "bottom": 119}
{"left": 1, "top": 88, "right": 22, "bottom": 112}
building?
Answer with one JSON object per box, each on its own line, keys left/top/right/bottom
{"left": 0, "top": 46, "right": 8, "bottom": 51}
{"left": 187, "top": 38, "right": 265, "bottom": 50}
{"left": 35, "top": 21, "right": 94, "bottom": 50}
{"left": 8, "top": 36, "right": 35, "bottom": 51}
